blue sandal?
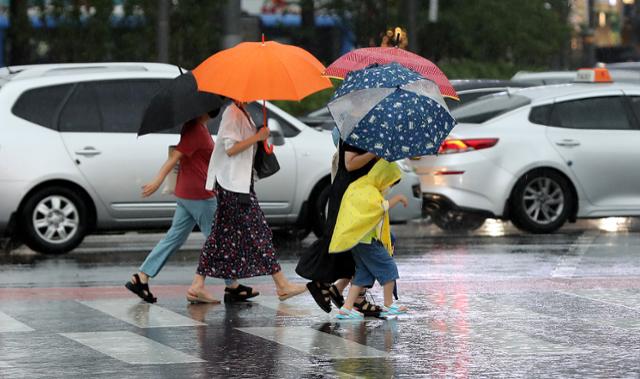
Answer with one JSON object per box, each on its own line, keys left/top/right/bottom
{"left": 380, "top": 304, "right": 407, "bottom": 317}
{"left": 336, "top": 307, "right": 364, "bottom": 320}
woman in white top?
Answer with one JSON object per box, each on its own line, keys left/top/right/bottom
{"left": 190, "top": 100, "right": 306, "bottom": 302}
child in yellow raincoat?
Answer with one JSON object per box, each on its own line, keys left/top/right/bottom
{"left": 329, "top": 159, "right": 409, "bottom": 319}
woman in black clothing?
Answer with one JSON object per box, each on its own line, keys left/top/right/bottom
{"left": 295, "top": 141, "right": 383, "bottom": 315}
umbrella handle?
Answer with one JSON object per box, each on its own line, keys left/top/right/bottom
{"left": 261, "top": 99, "right": 274, "bottom": 154}
{"left": 263, "top": 140, "right": 274, "bottom": 154}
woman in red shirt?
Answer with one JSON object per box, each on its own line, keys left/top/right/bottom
{"left": 125, "top": 112, "right": 243, "bottom": 303}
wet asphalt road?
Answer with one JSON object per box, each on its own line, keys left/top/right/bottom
{"left": 0, "top": 219, "right": 639, "bottom": 378}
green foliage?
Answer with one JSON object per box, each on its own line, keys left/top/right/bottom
{"left": 325, "top": 0, "right": 401, "bottom": 48}
{"left": 272, "top": 78, "right": 340, "bottom": 116}
{"left": 8, "top": 0, "right": 223, "bottom": 67}
{"left": 417, "top": 0, "right": 571, "bottom": 69}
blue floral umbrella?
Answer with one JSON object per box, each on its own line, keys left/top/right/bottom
{"left": 328, "top": 62, "right": 456, "bottom": 161}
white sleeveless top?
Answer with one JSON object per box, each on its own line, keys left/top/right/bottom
{"left": 205, "top": 103, "right": 257, "bottom": 194}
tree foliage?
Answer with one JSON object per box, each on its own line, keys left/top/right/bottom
{"left": 324, "top": 0, "right": 571, "bottom": 78}
{"left": 6, "top": 0, "right": 224, "bottom": 69}
{"left": 418, "top": 0, "right": 571, "bottom": 69}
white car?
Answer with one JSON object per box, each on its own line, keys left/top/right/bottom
{"left": 0, "top": 63, "right": 422, "bottom": 254}
{"left": 411, "top": 68, "right": 640, "bottom": 233}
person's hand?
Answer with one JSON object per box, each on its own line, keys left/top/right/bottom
{"left": 142, "top": 180, "right": 162, "bottom": 197}
{"left": 256, "top": 127, "right": 270, "bottom": 142}
{"left": 392, "top": 194, "right": 409, "bottom": 208}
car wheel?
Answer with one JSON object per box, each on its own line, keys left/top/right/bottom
{"left": 510, "top": 169, "right": 572, "bottom": 233}
{"left": 18, "top": 186, "right": 88, "bottom": 255}
{"left": 312, "top": 185, "right": 331, "bottom": 238}
{"left": 432, "top": 210, "right": 486, "bottom": 232}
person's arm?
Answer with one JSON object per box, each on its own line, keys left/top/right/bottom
{"left": 142, "top": 149, "right": 183, "bottom": 197}
{"left": 388, "top": 194, "right": 409, "bottom": 209}
{"left": 344, "top": 151, "right": 376, "bottom": 172}
{"left": 226, "top": 127, "right": 270, "bottom": 157}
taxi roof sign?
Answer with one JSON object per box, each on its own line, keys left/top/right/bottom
{"left": 574, "top": 68, "right": 612, "bottom": 83}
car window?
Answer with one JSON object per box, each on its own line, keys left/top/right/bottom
{"left": 447, "top": 89, "right": 505, "bottom": 110}
{"left": 198, "top": 102, "right": 302, "bottom": 137}
{"left": 91, "top": 80, "right": 165, "bottom": 133}
{"left": 549, "top": 97, "right": 632, "bottom": 130}
{"left": 459, "top": 90, "right": 503, "bottom": 104}
{"left": 452, "top": 93, "right": 531, "bottom": 124}
{"left": 12, "top": 84, "right": 73, "bottom": 129}
{"left": 528, "top": 104, "right": 553, "bottom": 125}
{"left": 246, "top": 102, "right": 300, "bottom": 137}
{"left": 625, "top": 96, "right": 640, "bottom": 126}
{"left": 59, "top": 83, "right": 101, "bottom": 132}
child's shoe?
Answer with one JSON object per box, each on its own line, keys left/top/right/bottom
{"left": 336, "top": 306, "right": 364, "bottom": 320}
{"left": 380, "top": 304, "right": 408, "bottom": 318}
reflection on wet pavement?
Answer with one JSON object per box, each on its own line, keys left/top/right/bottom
{"left": 0, "top": 220, "right": 639, "bottom": 377}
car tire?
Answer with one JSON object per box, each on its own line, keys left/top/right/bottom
{"left": 18, "top": 186, "right": 88, "bottom": 255}
{"left": 432, "top": 210, "right": 486, "bottom": 232}
{"left": 510, "top": 169, "right": 572, "bottom": 234}
{"left": 312, "top": 185, "right": 331, "bottom": 238}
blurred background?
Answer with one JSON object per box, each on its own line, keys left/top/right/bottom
{"left": 2, "top": 0, "right": 639, "bottom": 114}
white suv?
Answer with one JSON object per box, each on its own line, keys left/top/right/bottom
{"left": 0, "top": 63, "right": 422, "bottom": 254}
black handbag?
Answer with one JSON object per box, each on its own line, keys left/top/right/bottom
{"left": 236, "top": 102, "right": 280, "bottom": 179}
{"left": 254, "top": 139, "right": 280, "bottom": 179}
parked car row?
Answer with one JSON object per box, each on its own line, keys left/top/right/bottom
{"left": 0, "top": 63, "right": 422, "bottom": 255}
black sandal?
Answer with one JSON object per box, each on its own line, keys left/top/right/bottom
{"left": 328, "top": 284, "right": 345, "bottom": 308}
{"left": 125, "top": 273, "right": 157, "bottom": 303}
{"left": 353, "top": 290, "right": 382, "bottom": 317}
{"left": 224, "top": 284, "right": 259, "bottom": 303}
{"left": 306, "top": 281, "right": 331, "bottom": 313}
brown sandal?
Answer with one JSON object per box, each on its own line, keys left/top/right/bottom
{"left": 353, "top": 290, "right": 382, "bottom": 317}
{"left": 186, "top": 289, "right": 220, "bottom": 304}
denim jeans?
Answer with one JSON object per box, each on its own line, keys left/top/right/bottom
{"left": 139, "top": 197, "right": 232, "bottom": 285}
{"left": 351, "top": 240, "right": 399, "bottom": 287}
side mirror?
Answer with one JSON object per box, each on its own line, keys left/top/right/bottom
{"left": 267, "top": 118, "right": 286, "bottom": 146}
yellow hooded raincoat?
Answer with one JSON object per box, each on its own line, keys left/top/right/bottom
{"left": 329, "top": 159, "right": 402, "bottom": 256}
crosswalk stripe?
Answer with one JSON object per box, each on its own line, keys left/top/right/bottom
{"left": 60, "top": 331, "right": 205, "bottom": 365}
{"left": 0, "top": 311, "right": 34, "bottom": 333}
{"left": 249, "top": 296, "right": 336, "bottom": 318}
{"left": 78, "top": 299, "right": 205, "bottom": 328}
{"left": 236, "top": 326, "right": 388, "bottom": 359}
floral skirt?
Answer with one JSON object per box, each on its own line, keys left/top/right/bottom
{"left": 196, "top": 183, "right": 281, "bottom": 279}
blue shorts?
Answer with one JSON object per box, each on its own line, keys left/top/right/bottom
{"left": 352, "top": 240, "right": 399, "bottom": 287}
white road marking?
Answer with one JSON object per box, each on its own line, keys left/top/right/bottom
{"left": 60, "top": 331, "right": 205, "bottom": 365}
{"left": 250, "top": 295, "right": 336, "bottom": 318}
{"left": 78, "top": 299, "right": 205, "bottom": 328}
{"left": 551, "top": 232, "right": 598, "bottom": 278}
{"left": 0, "top": 311, "right": 34, "bottom": 333}
{"left": 236, "top": 326, "right": 388, "bottom": 359}
{"left": 557, "top": 290, "right": 640, "bottom": 312}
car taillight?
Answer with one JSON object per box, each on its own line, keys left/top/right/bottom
{"left": 438, "top": 138, "right": 499, "bottom": 154}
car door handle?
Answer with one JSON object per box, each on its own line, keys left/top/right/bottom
{"left": 555, "top": 140, "right": 580, "bottom": 147}
{"left": 75, "top": 147, "right": 102, "bottom": 156}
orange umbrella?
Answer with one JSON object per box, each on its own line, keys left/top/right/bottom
{"left": 193, "top": 39, "right": 331, "bottom": 102}
{"left": 193, "top": 37, "right": 331, "bottom": 153}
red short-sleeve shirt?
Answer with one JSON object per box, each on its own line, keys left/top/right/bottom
{"left": 174, "top": 122, "right": 215, "bottom": 200}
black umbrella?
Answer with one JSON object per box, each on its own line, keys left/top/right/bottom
{"left": 138, "top": 71, "right": 223, "bottom": 136}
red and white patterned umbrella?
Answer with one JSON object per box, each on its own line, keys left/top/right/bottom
{"left": 325, "top": 47, "right": 458, "bottom": 100}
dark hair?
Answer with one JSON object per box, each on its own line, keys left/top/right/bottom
{"left": 208, "top": 108, "right": 221, "bottom": 119}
